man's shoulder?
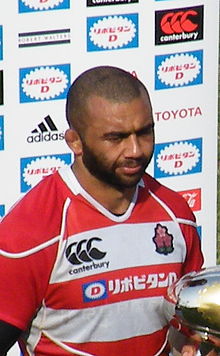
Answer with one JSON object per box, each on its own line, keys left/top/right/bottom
{"left": 0, "top": 169, "right": 74, "bottom": 249}
{"left": 18, "top": 169, "right": 70, "bottom": 206}
{"left": 143, "top": 173, "right": 180, "bottom": 197}
{"left": 2, "top": 168, "right": 74, "bottom": 228}
{"left": 142, "top": 173, "right": 195, "bottom": 220}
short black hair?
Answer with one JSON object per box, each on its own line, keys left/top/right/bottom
{"left": 66, "top": 65, "right": 151, "bottom": 132}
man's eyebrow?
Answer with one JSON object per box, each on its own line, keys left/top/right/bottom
{"left": 102, "top": 131, "right": 128, "bottom": 139}
{"left": 137, "top": 122, "right": 155, "bottom": 134}
{"left": 102, "top": 122, "right": 154, "bottom": 139}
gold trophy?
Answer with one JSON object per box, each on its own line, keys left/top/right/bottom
{"left": 164, "top": 266, "right": 220, "bottom": 354}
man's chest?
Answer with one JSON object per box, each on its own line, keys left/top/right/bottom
{"left": 46, "top": 221, "right": 185, "bottom": 309}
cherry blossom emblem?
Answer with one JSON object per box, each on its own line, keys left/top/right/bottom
{"left": 152, "top": 223, "right": 174, "bottom": 255}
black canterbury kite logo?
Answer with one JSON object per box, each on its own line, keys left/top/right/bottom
{"left": 66, "top": 237, "right": 107, "bottom": 265}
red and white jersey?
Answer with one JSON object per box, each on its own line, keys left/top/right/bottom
{"left": 0, "top": 167, "right": 203, "bottom": 356}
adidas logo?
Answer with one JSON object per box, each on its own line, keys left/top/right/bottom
{"left": 27, "top": 115, "right": 64, "bottom": 143}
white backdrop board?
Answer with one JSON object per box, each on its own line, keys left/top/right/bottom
{"left": 0, "top": 1, "right": 219, "bottom": 354}
{"left": 0, "top": 0, "right": 219, "bottom": 279}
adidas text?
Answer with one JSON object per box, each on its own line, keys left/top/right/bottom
{"left": 27, "top": 132, "right": 64, "bottom": 143}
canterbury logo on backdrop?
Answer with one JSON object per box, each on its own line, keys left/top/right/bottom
{"left": 160, "top": 10, "right": 198, "bottom": 34}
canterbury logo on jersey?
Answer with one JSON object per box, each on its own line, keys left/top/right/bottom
{"left": 66, "top": 237, "right": 107, "bottom": 265}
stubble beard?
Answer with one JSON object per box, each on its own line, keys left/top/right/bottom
{"left": 81, "top": 141, "right": 152, "bottom": 191}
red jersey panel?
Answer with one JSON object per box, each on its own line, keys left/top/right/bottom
{"left": 0, "top": 167, "right": 203, "bottom": 356}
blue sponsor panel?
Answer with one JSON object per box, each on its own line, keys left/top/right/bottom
{"left": 154, "top": 138, "right": 202, "bottom": 178}
{"left": 0, "top": 205, "right": 5, "bottom": 218}
{"left": 0, "top": 26, "right": 3, "bottom": 61}
{"left": 20, "top": 153, "right": 72, "bottom": 192}
{"left": 155, "top": 50, "right": 203, "bottom": 90}
{"left": 0, "top": 116, "right": 4, "bottom": 150}
{"left": 19, "top": 64, "right": 70, "bottom": 103}
{"left": 18, "top": 0, "right": 70, "bottom": 13}
{"left": 87, "top": 13, "right": 138, "bottom": 52}
{"left": 197, "top": 226, "right": 202, "bottom": 239}
{"left": 83, "top": 280, "right": 108, "bottom": 302}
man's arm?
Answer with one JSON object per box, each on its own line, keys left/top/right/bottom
{"left": 169, "top": 327, "right": 220, "bottom": 356}
{"left": 181, "top": 344, "right": 219, "bottom": 356}
{"left": 181, "top": 335, "right": 220, "bottom": 356}
{"left": 0, "top": 320, "right": 22, "bottom": 355}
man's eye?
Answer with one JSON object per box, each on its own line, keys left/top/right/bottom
{"left": 104, "top": 133, "right": 125, "bottom": 142}
{"left": 138, "top": 127, "right": 154, "bottom": 137}
{"left": 107, "top": 136, "right": 122, "bottom": 142}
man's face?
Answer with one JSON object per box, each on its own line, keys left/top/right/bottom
{"left": 80, "top": 92, "right": 154, "bottom": 190}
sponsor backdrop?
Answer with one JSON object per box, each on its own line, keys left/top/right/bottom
{"left": 0, "top": 0, "right": 219, "bottom": 261}
{"left": 0, "top": 3, "right": 219, "bottom": 352}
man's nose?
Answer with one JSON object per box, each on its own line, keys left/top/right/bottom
{"left": 124, "top": 135, "right": 142, "bottom": 158}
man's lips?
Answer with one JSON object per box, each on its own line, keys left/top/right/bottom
{"left": 117, "top": 158, "right": 146, "bottom": 175}
{"left": 120, "top": 165, "right": 143, "bottom": 175}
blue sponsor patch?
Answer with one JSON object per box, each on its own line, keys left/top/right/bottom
{"left": 87, "top": 13, "right": 138, "bottom": 52}
{"left": 154, "top": 138, "right": 202, "bottom": 178}
{"left": 18, "top": 0, "right": 70, "bottom": 13}
{"left": 19, "top": 63, "right": 70, "bottom": 103}
{"left": 155, "top": 50, "right": 203, "bottom": 90}
{"left": 83, "top": 280, "right": 108, "bottom": 302}
{"left": 20, "top": 153, "right": 72, "bottom": 192}
{"left": 197, "top": 226, "right": 202, "bottom": 239}
{"left": 0, "top": 205, "right": 5, "bottom": 218}
{"left": 0, "top": 116, "right": 4, "bottom": 151}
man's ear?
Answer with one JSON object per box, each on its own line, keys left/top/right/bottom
{"left": 65, "top": 128, "right": 82, "bottom": 156}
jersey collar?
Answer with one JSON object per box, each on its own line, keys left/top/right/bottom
{"left": 59, "top": 166, "right": 145, "bottom": 222}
